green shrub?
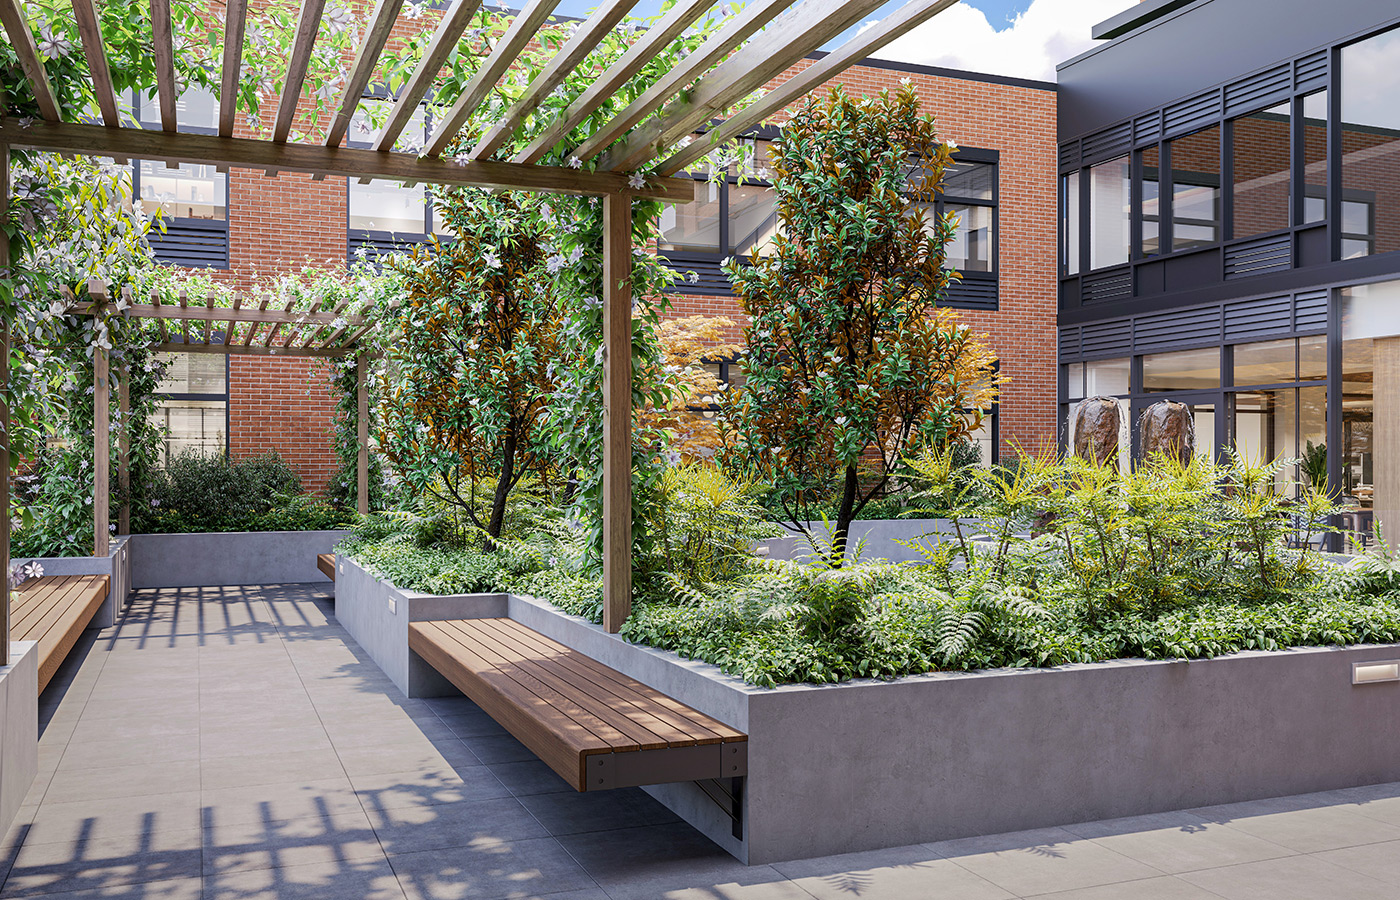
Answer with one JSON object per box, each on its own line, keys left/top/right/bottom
{"left": 135, "top": 451, "right": 315, "bottom": 533}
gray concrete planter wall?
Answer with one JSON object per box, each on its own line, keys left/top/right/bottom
{"left": 129, "top": 530, "right": 349, "bottom": 588}
{"left": 0, "top": 641, "right": 38, "bottom": 838}
{"left": 13, "top": 537, "right": 132, "bottom": 626}
{"left": 332, "top": 555, "right": 1400, "bottom": 866}
{"left": 756, "top": 518, "right": 974, "bottom": 562}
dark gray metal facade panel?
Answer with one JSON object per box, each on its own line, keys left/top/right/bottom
{"left": 1058, "top": 0, "right": 1399, "bottom": 142}
{"left": 1081, "top": 121, "right": 1133, "bottom": 164}
{"left": 1224, "top": 235, "right": 1293, "bottom": 280}
{"left": 1082, "top": 267, "right": 1133, "bottom": 304}
{"left": 1222, "top": 64, "right": 1291, "bottom": 117}
{"left": 1134, "top": 306, "right": 1221, "bottom": 353}
{"left": 1080, "top": 320, "right": 1131, "bottom": 357}
{"left": 945, "top": 276, "right": 998, "bottom": 310}
{"left": 148, "top": 220, "right": 229, "bottom": 269}
{"left": 1163, "top": 91, "right": 1222, "bottom": 138}
{"left": 1223, "top": 295, "right": 1291, "bottom": 341}
{"left": 1294, "top": 289, "right": 1329, "bottom": 331}
{"left": 1059, "top": 326, "right": 1081, "bottom": 358}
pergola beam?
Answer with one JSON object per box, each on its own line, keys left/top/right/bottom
{"left": 72, "top": 0, "right": 121, "bottom": 127}
{"left": 273, "top": 0, "right": 329, "bottom": 143}
{"left": 571, "top": 0, "right": 797, "bottom": 164}
{"left": 373, "top": 0, "right": 483, "bottom": 152}
{"left": 151, "top": 0, "right": 179, "bottom": 131}
{"left": 469, "top": 0, "right": 639, "bottom": 162}
{"left": 219, "top": 0, "right": 250, "bottom": 138}
{"left": 0, "top": 0, "right": 61, "bottom": 122}
{"left": 512, "top": 0, "right": 717, "bottom": 166}
{"left": 657, "top": 0, "right": 962, "bottom": 175}
{"left": 423, "top": 0, "right": 564, "bottom": 158}
{"left": 324, "top": 0, "right": 407, "bottom": 148}
{"left": 600, "top": 0, "right": 888, "bottom": 173}
{"left": 0, "top": 120, "right": 697, "bottom": 200}
{"left": 153, "top": 342, "right": 351, "bottom": 358}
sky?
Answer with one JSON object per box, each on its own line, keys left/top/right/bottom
{"left": 551, "top": 0, "right": 1139, "bottom": 83}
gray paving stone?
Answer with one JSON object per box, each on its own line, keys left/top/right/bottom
{"left": 517, "top": 787, "right": 681, "bottom": 837}
{"left": 204, "top": 855, "right": 406, "bottom": 900}
{"left": 1177, "top": 853, "right": 1399, "bottom": 900}
{"left": 334, "top": 739, "right": 481, "bottom": 777}
{"left": 486, "top": 760, "right": 574, "bottom": 797}
{"left": 774, "top": 845, "right": 1013, "bottom": 900}
{"left": 929, "top": 826, "right": 1163, "bottom": 897}
{"left": 367, "top": 796, "right": 549, "bottom": 855}
{"left": 0, "top": 827, "right": 202, "bottom": 898}
{"left": 202, "top": 809, "right": 383, "bottom": 876}
{"left": 387, "top": 836, "right": 596, "bottom": 900}
{"left": 349, "top": 765, "right": 512, "bottom": 811}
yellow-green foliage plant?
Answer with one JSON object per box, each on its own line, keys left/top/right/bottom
{"left": 646, "top": 464, "right": 782, "bottom": 593}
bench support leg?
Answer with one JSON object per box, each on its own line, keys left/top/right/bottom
{"left": 697, "top": 776, "right": 744, "bottom": 841}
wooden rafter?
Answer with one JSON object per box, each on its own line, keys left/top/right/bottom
{"left": 600, "top": 0, "right": 887, "bottom": 173}
{"left": 153, "top": 342, "right": 350, "bottom": 358}
{"left": 219, "top": 0, "right": 250, "bottom": 138}
{"left": 512, "top": 0, "right": 717, "bottom": 166}
{"left": 325, "top": 0, "right": 407, "bottom": 148}
{"left": 423, "top": 0, "right": 564, "bottom": 158}
{"left": 469, "top": 0, "right": 640, "bottom": 162}
{"left": 72, "top": 0, "right": 120, "bottom": 127}
{"left": 263, "top": 301, "right": 299, "bottom": 347}
{"left": 151, "top": 291, "right": 169, "bottom": 342}
{"left": 178, "top": 290, "right": 190, "bottom": 344}
{"left": 570, "top": 0, "right": 797, "bottom": 164}
{"left": 225, "top": 295, "right": 242, "bottom": 345}
{"left": 657, "top": 0, "right": 962, "bottom": 175}
{"left": 272, "top": 0, "right": 328, "bottom": 143}
{"left": 374, "top": 0, "right": 483, "bottom": 152}
{"left": 0, "top": 0, "right": 61, "bottom": 122}
{"left": 245, "top": 298, "right": 270, "bottom": 346}
{"left": 0, "top": 120, "right": 696, "bottom": 200}
{"left": 151, "top": 0, "right": 178, "bottom": 131}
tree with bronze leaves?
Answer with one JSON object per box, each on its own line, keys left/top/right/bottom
{"left": 722, "top": 84, "right": 1001, "bottom": 565}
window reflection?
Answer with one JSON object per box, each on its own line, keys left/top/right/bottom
{"left": 1140, "top": 145, "right": 1161, "bottom": 258}
{"left": 728, "top": 183, "right": 780, "bottom": 257}
{"left": 1231, "top": 103, "right": 1291, "bottom": 239}
{"left": 946, "top": 203, "right": 993, "bottom": 272}
{"left": 1062, "top": 172, "right": 1080, "bottom": 274}
{"left": 1170, "top": 126, "right": 1220, "bottom": 252}
{"left": 1341, "top": 25, "right": 1400, "bottom": 257}
{"left": 1302, "top": 91, "right": 1328, "bottom": 225}
{"left": 659, "top": 180, "right": 722, "bottom": 253}
{"left": 1339, "top": 279, "right": 1400, "bottom": 545}
{"left": 138, "top": 160, "right": 226, "bottom": 221}
{"left": 1142, "top": 347, "right": 1220, "bottom": 392}
{"left": 1089, "top": 156, "right": 1130, "bottom": 269}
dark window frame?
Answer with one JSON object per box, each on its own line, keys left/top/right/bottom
{"left": 346, "top": 95, "right": 447, "bottom": 260}
{"left": 131, "top": 90, "right": 230, "bottom": 270}
{"left": 152, "top": 341, "right": 232, "bottom": 465}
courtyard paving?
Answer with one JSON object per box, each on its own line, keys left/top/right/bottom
{"left": 4, "top": 584, "right": 1400, "bottom": 899}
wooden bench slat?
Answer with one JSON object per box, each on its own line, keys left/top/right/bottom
{"left": 472, "top": 618, "right": 726, "bottom": 747}
{"left": 445, "top": 619, "right": 676, "bottom": 752}
{"left": 481, "top": 618, "right": 746, "bottom": 743}
{"left": 410, "top": 621, "right": 616, "bottom": 787}
{"left": 317, "top": 553, "right": 336, "bottom": 581}
{"left": 14, "top": 576, "right": 93, "bottom": 640}
{"left": 438, "top": 620, "right": 648, "bottom": 751}
{"left": 11, "top": 575, "right": 110, "bottom": 694}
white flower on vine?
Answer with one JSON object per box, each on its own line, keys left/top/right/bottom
{"left": 36, "top": 21, "right": 73, "bottom": 60}
{"left": 546, "top": 254, "right": 566, "bottom": 274}
{"left": 567, "top": 247, "right": 584, "bottom": 265}
{"left": 482, "top": 249, "right": 502, "bottom": 269}
{"left": 686, "top": 271, "right": 699, "bottom": 284}
{"left": 405, "top": 2, "right": 425, "bottom": 19}
{"left": 900, "top": 77, "right": 912, "bottom": 87}
{"left": 582, "top": 295, "right": 602, "bottom": 310}
{"left": 721, "top": 256, "right": 733, "bottom": 267}
{"left": 944, "top": 139, "right": 959, "bottom": 152}
{"left": 325, "top": 4, "right": 355, "bottom": 34}
{"left": 627, "top": 172, "right": 645, "bottom": 190}
{"left": 331, "top": 316, "right": 349, "bottom": 330}
{"left": 568, "top": 156, "right": 583, "bottom": 169}
{"left": 17, "top": 117, "right": 34, "bottom": 129}
{"left": 47, "top": 299, "right": 68, "bottom": 320}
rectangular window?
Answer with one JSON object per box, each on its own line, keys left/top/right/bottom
{"left": 1170, "top": 125, "right": 1221, "bottom": 252}
{"left": 1231, "top": 102, "right": 1291, "bottom": 239}
{"left": 348, "top": 102, "right": 433, "bottom": 253}
{"left": 1341, "top": 26, "right": 1400, "bottom": 257}
{"left": 1302, "top": 90, "right": 1328, "bottom": 225}
{"left": 1062, "top": 172, "right": 1080, "bottom": 275}
{"left": 727, "top": 182, "right": 779, "bottom": 257}
{"left": 133, "top": 87, "right": 228, "bottom": 268}
{"left": 1142, "top": 347, "right": 1220, "bottom": 392}
{"left": 1089, "top": 156, "right": 1130, "bottom": 269}
{"left": 1066, "top": 357, "right": 1131, "bottom": 400}
{"left": 349, "top": 180, "right": 428, "bottom": 234}
{"left": 136, "top": 160, "right": 226, "bottom": 221}
{"left": 1140, "top": 145, "right": 1161, "bottom": 258}
{"left": 152, "top": 353, "right": 228, "bottom": 465}
{"left": 659, "top": 180, "right": 723, "bottom": 253}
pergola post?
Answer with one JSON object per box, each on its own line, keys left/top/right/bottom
{"left": 92, "top": 284, "right": 109, "bottom": 559}
{"left": 118, "top": 364, "right": 130, "bottom": 535}
{"left": 356, "top": 351, "right": 369, "bottom": 516}
{"left": 0, "top": 143, "right": 10, "bottom": 667}
{"left": 601, "top": 192, "right": 632, "bottom": 634}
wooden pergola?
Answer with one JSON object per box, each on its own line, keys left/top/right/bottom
{"left": 0, "top": 0, "right": 959, "bottom": 659}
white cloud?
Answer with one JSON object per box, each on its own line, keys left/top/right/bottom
{"left": 868, "top": 0, "right": 1136, "bottom": 82}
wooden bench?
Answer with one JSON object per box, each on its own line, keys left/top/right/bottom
{"left": 11, "top": 574, "right": 110, "bottom": 694}
{"left": 409, "top": 617, "right": 748, "bottom": 793}
{"left": 317, "top": 553, "right": 336, "bottom": 582}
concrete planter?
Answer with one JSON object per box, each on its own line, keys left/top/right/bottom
{"left": 333, "top": 554, "right": 1400, "bottom": 866}
{"left": 0, "top": 641, "right": 38, "bottom": 838}
{"left": 755, "top": 518, "right": 974, "bottom": 563}
{"left": 129, "top": 530, "right": 348, "bottom": 588}
{"left": 12, "top": 537, "right": 133, "bottom": 626}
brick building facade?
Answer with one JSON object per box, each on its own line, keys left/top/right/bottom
{"left": 149, "top": 45, "right": 1060, "bottom": 493}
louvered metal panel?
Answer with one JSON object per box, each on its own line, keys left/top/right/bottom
{"left": 148, "top": 219, "right": 228, "bottom": 269}
{"left": 1294, "top": 289, "right": 1329, "bottom": 331}
{"left": 660, "top": 254, "right": 734, "bottom": 297}
{"left": 1135, "top": 112, "right": 1162, "bottom": 148}
{"left": 1134, "top": 306, "right": 1220, "bottom": 354}
{"left": 1059, "top": 141, "right": 1081, "bottom": 172}
{"left": 1080, "top": 319, "right": 1131, "bottom": 357}
{"left": 1081, "top": 122, "right": 1133, "bottom": 164}
{"left": 1223, "top": 64, "right": 1290, "bottom": 117}
{"left": 945, "top": 275, "right": 998, "bottom": 310}
{"left": 1163, "top": 90, "right": 1221, "bottom": 137}
{"left": 1059, "top": 326, "right": 1080, "bottom": 358}
{"left": 348, "top": 232, "right": 432, "bottom": 267}
{"left": 1295, "top": 50, "right": 1328, "bottom": 92}
{"left": 1224, "top": 295, "right": 1292, "bottom": 342}
{"left": 1081, "top": 267, "right": 1133, "bottom": 304}
{"left": 1224, "top": 233, "right": 1292, "bottom": 280}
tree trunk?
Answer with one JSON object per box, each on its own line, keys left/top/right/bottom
{"left": 485, "top": 426, "right": 517, "bottom": 551}
{"left": 832, "top": 463, "right": 859, "bottom": 567}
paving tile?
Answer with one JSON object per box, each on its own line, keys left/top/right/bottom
{"left": 1314, "top": 838, "right": 1400, "bottom": 884}
{"left": 21, "top": 793, "right": 204, "bottom": 847}
{"left": 459, "top": 734, "right": 537, "bottom": 766}
{"left": 198, "top": 778, "right": 362, "bottom": 829}
{"left": 204, "top": 855, "right": 407, "bottom": 900}
{"left": 0, "top": 827, "right": 202, "bottom": 898}
{"left": 558, "top": 823, "right": 794, "bottom": 900}
{"left": 0, "top": 877, "right": 202, "bottom": 899}
{"left": 198, "top": 726, "right": 334, "bottom": 760}
{"left": 435, "top": 710, "right": 510, "bottom": 740}
{"left": 1024, "top": 875, "right": 1231, "bottom": 899}
{"left": 387, "top": 836, "right": 597, "bottom": 900}
{"left": 66, "top": 716, "right": 199, "bottom": 747}
{"left": 350, "top": 765, "right": 512, "bottom": 812}
{"left": 1060, "top": 810, "right": 1293, "bottom": 874}
{"left": 929, "top": 826, "right": 1163, "bottom": 897}
{"left": 1190, "top": 801, "right": 1400, "bottom": 853}
{"left": 334, "top": 739, "right": 481, "bottom": 777}
{"left": 41, "top": 760, "right": 202, "bottom": 805}
{"left": 74, "top": 696, "right": 201, "bottom": 724}
{"left": 198, "top": 749, "right": 343, "bottom": 791}
{"left": 517, "top": 788, "right": 680, "bottom": 837}
{"left": 1178, "top": 853, "right": 1398, "bottom": 900}
{"left": 775, "top": 845, "right": 1014, "bottom": 900}
{"left": 203, "top": 809, "right": 383, "bottom": 876}
{"left": 53, "top": 733, "right": 202, "bottom": 773}
{"left": 366, "top": 796, "right": 548, "bottom": 855}
{"left": 486, "top": 761, "right": 574, "bottom": 797}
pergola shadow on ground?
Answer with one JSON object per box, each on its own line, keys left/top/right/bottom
{"left": 6, "top": 583, "right": 1400, "bottom": 900}
{"left": 0, "top": 0, "right": 961, "bottom": 651}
